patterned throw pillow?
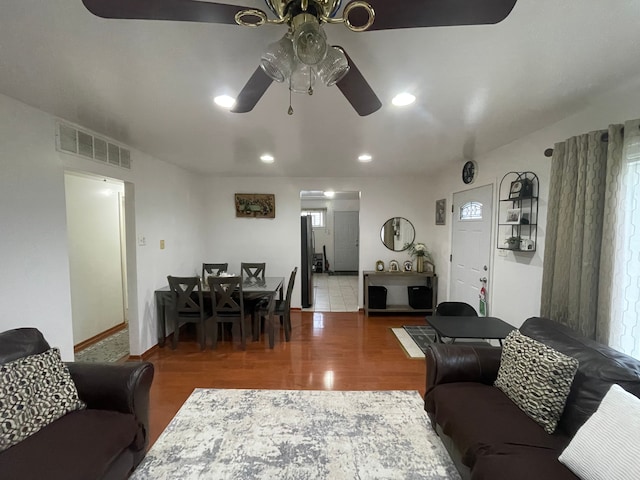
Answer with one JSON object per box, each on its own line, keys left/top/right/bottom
{"left": 0, "top": 348, "right": 86, "bottom": 452}
{"left": 494, "top": 330, "right": 579, "bottom": 434}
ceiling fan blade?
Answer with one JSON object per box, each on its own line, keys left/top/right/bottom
{"left": 231, "top": 67, "right": 273, "bottom": 113}
{"left": 347, "top": 0, "right": 518, "bottom": 31}
{"left": 335, "top": 48, "right": 382, "bottom": 117}
{"left": 81, "top": 0, "right": 258, "bottom": 25}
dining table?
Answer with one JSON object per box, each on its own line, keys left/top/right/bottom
{"left": 154, "top": 276, "right": 284, "bottom": 348}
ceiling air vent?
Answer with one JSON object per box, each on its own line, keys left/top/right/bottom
{"left": 56, "top": 122, "right": 131, "bottom": 170}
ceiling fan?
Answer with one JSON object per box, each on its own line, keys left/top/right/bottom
{"left": 81, "top": 0, "right": 518, "bottom": 116}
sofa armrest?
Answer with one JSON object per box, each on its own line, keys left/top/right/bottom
{"left": 66, "top": 361, "right": 154, "bottom": 437}
{"left": 426, "top": 344, "right": 502, "bottom": 392}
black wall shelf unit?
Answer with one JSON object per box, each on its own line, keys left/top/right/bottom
{"left": 497, "top": 171, "right": 539, "bottom": 252}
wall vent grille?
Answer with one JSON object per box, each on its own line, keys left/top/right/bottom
{"left": 56, "top": 122, "right": 131, "bottom": 170}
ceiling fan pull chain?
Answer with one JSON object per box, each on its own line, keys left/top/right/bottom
{"left": 288, "top": 78, "right": 294, "bottom": 115}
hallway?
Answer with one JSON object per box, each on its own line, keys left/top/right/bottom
{"left": 302, "top": 273, "right": 359, "bottom": 312}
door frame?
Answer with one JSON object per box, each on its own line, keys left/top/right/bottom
{"left": 447, "top": 181, "right": 497, "bottom": 313}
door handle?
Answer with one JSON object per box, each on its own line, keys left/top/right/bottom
{"left": 479, "top": 277, "right": 487, "bottom": 283}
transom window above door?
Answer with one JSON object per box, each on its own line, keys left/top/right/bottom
{"left": 460, "top": 201, "right": 483, "bottom": 220}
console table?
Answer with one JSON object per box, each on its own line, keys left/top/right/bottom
{"left": 363, "top": 271, "right": 437, "bottom": 316}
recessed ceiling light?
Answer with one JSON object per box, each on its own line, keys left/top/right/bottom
{"left": 392, "top": 93, "right": 416, "bottom": 107}
{"left": 324, "top": 191, "right": 335, "bottom": 198}
{"left": 213, "top": 95, "right": 236, "bottom": 109}
{"left": 358, "top": 154, "right": 372, "bottom": 162}
{"left": 260, "top": 154, "right": 275, "bottom": 163}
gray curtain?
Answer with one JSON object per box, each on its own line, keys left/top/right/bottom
{"left": 540, "top": 124, "right": 625, "bottom": 342}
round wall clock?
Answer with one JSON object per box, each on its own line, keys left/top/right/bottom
{"left": 462, "top": 160, "right": 477, "bottom": 184}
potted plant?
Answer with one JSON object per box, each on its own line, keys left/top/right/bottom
{"left": 505, "top": 236, "right": 520, "bottom": 250}
{"left": 406, "top": 242, "right": 433, "bottom": 273}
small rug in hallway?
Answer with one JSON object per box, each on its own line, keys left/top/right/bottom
{"left": 131, "top": 389, "right": 460, "bottom": 480}
{"left": 392, "top": 326, "right": 437, "bottom": 358}
{"left": 75, "top": 327, "right": 129, "bottom": 363}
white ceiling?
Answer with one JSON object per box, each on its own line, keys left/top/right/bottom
{"left": 2, "top": 1, "right": 640, "bottom": 177}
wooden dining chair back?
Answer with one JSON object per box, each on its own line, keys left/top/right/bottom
{"left": 241, "top": 262, "right": 266, "bottom": 279}
{"left": 207, "top": 275, "right": 249, "bottom": 349}
{"left": 167, "top": 276, "right": 207, "bottom": 350}
{"left": 202, "top": 263, "right": 228, "bottom": 280}
{"left": 257, "top": 267, "right": 297, "bottom": 343}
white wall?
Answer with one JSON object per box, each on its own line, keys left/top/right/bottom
{"left": 0, "top": 93, "right": 206, "bottom": 358}
{"left": 424, "top": 75, "right": 640, "bottom": 328}
{"left": 203, "top": 178, "right": 432, "bottom": 308}
{"left": 65, "top": 173, "right": 125, "bottom": 344}
{"left": 0, "top": 94, "right": 75, "bottom": 357}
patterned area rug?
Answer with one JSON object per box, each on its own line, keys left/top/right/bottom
{"left": 392, "top": 325, "right": 437, "bottom": 358}
{"left": 131, "top": 389, "right": 460, "bottom": 480}
{"left": 74, "top": 327, "right": 129, "bottom": 363}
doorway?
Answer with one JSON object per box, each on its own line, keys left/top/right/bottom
{"left": 64, "top": 172, "right": 129, "bottom": 361}
{"left": 300, "top": 190, "right": 360, "bottom": 312}
{"left": 450, "top": 184, "right": 493, "bottom": 314}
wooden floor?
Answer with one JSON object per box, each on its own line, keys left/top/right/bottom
{"left": 145, "top": 310, "right": 429, "bottom": 446}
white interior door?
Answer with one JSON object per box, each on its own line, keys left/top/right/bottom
{"left": 333, "top": 211, "right": 359, "bottom": 271}
{"left": 450, "top": 185, "right": 493, "bottom": 315}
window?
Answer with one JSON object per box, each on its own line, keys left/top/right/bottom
{"left": 609, "top": 137, "right": 640, "bottom": 359}
{"left": 460, "top": 201, "right": 483, "bottom": 220}
{"left": 301, "top": 209, "right": 326, "bottom": 228}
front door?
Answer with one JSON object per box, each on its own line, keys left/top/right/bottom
{"left": 333, "top": 211, "right": 359, "bottom": 272}
{"left": 450, "top": 184, "right": 493, "bottom": 315}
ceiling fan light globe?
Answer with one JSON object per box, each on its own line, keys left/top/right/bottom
{"left": 260, "top": 35, "right": 294, "bottom": 83}
{"left": 293, "top": 21, "right": 328, "bottom": 66}
{"left": 289, "top": 63, "right": 316, "bottom": 94}
{"left": 317, "top": 46, "right": 350, "bottom": 86}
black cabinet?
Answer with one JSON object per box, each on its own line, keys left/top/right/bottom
{"left": 497, "top": 171, "right": 538, "bottom": 252}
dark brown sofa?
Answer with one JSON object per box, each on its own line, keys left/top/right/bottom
{"left": 424, "top": 317, "right": 640, "bottom": 480}
{"left": 0, "top": 327, "right": 154, "bottom": 480}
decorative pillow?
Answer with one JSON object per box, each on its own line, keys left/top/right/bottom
{"left": 0, "top": 348, "right": 86, "bottom": 452}
{"left": 558, "top": 384, "right": 640, "bottom": 480}
{"left": 494, "top": 330, "right": 578, "bottom": 434}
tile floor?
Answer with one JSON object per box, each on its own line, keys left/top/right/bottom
{"left": 302, "top": 273, "right": 359, "bottom": 312}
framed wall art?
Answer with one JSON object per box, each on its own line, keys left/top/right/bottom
{"left": 435, "top": 199, "right": 446, "bottom": 225}
{"left": 235, "top": 193, "right": 275, "bottom": 218}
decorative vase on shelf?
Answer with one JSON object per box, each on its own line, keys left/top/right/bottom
{"left": 417, "top": 256, "right": 424, "bottom": 273}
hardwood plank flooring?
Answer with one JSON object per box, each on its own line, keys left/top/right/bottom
{"left": 145, "top": 310, "right": 429, "bottom": 446}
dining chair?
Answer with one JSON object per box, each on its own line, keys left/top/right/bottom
{"left": 432, "top": 301, "right": 488, "bottom": 345}
{"left": 207, "top": 275, "right": 251, "bottom": 350}
{"left": 202, "top": 263, "right": 228, "bottom": 280}
{"left": 257, "top": 267, "right": 297, "bottom": 344}
{"left": 167, "top": 276, "right": 208, "bottom": 350}
{"left": 241, "top": 262, "right": 266, "bottom": 279}
{"left": 240, "top": 262, "right": 268, "bottom": 327}
{"left": 434, "top": 301, "right": 478, "bottom": 317}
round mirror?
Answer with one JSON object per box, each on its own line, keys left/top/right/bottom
{"left": 380, "top": 217, "right": 415, "bottom": 251}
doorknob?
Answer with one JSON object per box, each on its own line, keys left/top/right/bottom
{"left": 479, "top": 277, "right": 487, "bottom": 283}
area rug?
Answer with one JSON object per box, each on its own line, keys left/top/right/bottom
{"left": 74, "top": 326, "right": 129, "bottom": 363}
{"left": 131, "top": 389, "right": 460, "bottom": 480}
{"left": 392, "top": 325, "right": 437, "bottom": 358}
